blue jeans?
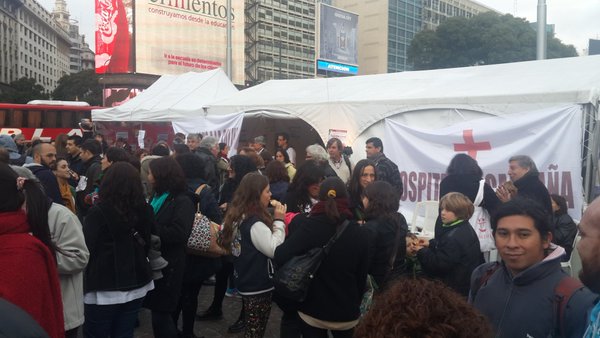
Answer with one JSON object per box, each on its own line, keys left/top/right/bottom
{"left": 83, "top": 297, "right": 144, "bottom": 338}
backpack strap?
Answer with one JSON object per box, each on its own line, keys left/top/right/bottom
{"left": 343, "top": 155, "right": 352, "bottom": 175}
{"left": 471, "top": 262, "right": 501, "bottom": 299}
{"left": 554, "top": 276, "right": 584, "bottom": 337}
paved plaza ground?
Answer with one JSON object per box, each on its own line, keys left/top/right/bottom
{"left": 132, "top": 285, "right": 283, "bottom": 338}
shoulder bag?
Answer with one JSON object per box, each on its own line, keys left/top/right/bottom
{"left": 186, "top": 184, "right": 228, "bottom": 257}
{"left": 469, "top": 179, "right": 495, "bottom": 252}
{"left": 273, "top": 219, "right": 350, "bottom": 302}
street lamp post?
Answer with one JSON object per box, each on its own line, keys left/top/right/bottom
{"left": 536, "top": 0, "right": 547, "bottom": 60}
{"left": 226, "top": 0, "right": 232, "bottom": 79}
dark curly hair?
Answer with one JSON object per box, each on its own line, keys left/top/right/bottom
{"left": 287, "top": 160, "right": 325, "bottom": 211}
{"left": 355, "top": 278, "right": 493, "bottom": 338}
{"left": 446, "top": 153, "right": 483, "bottom": 177}
{"left": 99, "top": 162, "right": 147, "bottom": 224}
{"left": 148, "top": 156, "right": 187, "bottom": 195}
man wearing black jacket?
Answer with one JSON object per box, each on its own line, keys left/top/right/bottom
{"left": 76, "top": 140, "right": 102, "bottom": 219}
{"left": 24, "top": 143, "right": 64, "bottom": 206}
{"left": 365, "top": 137, "right": 403, "bottom": 197}
{"left": 496, "top": 155, "right": 552, "bottom": 216}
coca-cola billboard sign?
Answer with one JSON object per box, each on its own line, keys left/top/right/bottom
{"left": 95, "top": 0, "right": 134, "bottom": 73}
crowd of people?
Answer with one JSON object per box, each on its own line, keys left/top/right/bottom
{"left": 0, "top": 129, "right": 599, "bottom": 338}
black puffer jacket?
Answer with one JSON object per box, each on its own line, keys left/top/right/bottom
{"left": 417, "top": 220, "right": 484, "bottom": 297}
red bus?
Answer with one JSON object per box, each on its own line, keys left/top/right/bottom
{"left": 0, "top": 101, "right": 101, "bottom": 140}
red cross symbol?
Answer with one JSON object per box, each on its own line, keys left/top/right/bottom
{"left": 453, "top": 129, "right": 491, "bottom": 159}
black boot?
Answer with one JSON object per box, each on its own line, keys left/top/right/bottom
{"left": 227, "top": 318, "right": 246, "bottom": 333}
{"left": 196, "top": 306, "right": 223, "bottom": 321}
{"left": 228, "top": 307, "right": 245, "bottom": 333}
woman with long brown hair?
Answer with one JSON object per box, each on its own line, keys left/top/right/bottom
{"left": 220, "top": 172, "right": 286, "bottom": 338}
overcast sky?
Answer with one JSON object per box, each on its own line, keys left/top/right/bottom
{"left": 37, "top": 0, "right": 599, "bottom": 55}
{"left": 477, "top": 0, "right": 600, "bottom": 54}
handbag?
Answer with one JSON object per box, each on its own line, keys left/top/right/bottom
{"left": 273, "top": 220, "right": 350, "bottom": 302}
{"left": 186, "top": 185, "right": 227, "bottom": 257}
{"left": 469, "top": 179, "right": 495, "bottom": 252}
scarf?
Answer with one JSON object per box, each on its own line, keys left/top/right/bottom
{"left": 309, "top": 197, "right": 353, "bottom": 219}
{"left": 442, "top": 219, "right": 464, "bottom": 228}
{"left": 150, "top": 192, "right": 169, "bottom": 215}
{"left": 58, "top": 180, "right": 76, "bottom": 213}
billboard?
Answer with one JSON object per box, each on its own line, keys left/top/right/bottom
{"left": 319, "top": 4, "right": 358, "bottom": 66}
{"left": 317, "top": 60, "right": 358, "bottom": 75}
{"left": 95, "top": 0, "right": 135, "bottom": 73}
{"left": 135, "top": 0, "right": 245, "bottom": 84}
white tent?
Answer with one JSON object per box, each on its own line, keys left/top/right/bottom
{"left": 208, "top": 55, "right": 600, "bottom": 143}
{"left": 92, "top": 68, "right": 239, "bottom": 122}
{"left": 206, "top": 55, "right": 600, "bottom": 201}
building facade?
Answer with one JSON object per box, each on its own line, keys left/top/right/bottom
{"left": 52, "top": 0, "right": 94, "bottom": 74}
{"left": 245, "top": 0, "right": 317, "bottom": 85}
{"left": 0, "top": 0, "right": 72, "bottom": 92}
{"left": 0, "top": 0, "right": 93, "bottom": 94}
{"left": 334, "top": 0, "right": 495, "bottom": 74}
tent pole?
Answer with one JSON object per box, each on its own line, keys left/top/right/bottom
{"left": 584, "top": 104, "right": 598, "bottom": 205}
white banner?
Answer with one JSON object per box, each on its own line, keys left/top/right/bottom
{"left": 385, "top": 105, "right": 584, "bottom": 221}
{"left": 172, "top": 113, "right": 244, "bottom": 155}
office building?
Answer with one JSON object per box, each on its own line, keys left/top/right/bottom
{"left": 333, "top": 0, "right": 495, "bottom": 74}
{"left": 245, "top": 0, "right": 317, "bottom": 85}
{"left": 52, "top": 0, "right": 94, "bottom": 74}
{"left": 0, "top": 0, "right": 72, "bottom": 91}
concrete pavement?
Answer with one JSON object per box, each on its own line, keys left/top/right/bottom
{"left": 133, "top": 285, "right": 283, "bottom": 338}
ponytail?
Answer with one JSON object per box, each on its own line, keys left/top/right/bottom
{"left": 324, "top": 191, "right": 341, "bottom": 223}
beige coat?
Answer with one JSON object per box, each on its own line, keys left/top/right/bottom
{"left": 49, "top": 203, "right": 90, "bottom": 330}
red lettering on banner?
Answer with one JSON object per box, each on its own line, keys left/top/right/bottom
{"left": 453, "top": 129, "right": 491, "bottom": 159}
{"left": 401, "top": 171, "right": 573, "bottom": 209}
{"left": 0, "top": 128, "right": 82, "bottom": 140}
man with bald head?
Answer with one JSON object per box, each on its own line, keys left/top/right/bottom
{"left": 23, "top": 143, "right": 64, "bottom": 205}
{"left": 578, "top": 198, "right": 600, "bottom": 337}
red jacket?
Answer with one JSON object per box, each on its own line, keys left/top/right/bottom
{"left": 0, "top": 211, "right": 64, "bottom": 338}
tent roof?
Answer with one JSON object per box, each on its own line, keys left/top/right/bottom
{"left": 207, "top": 56, "right": 600, "bottom": 141}
{"left": 92, "top": 68, "right": 238, "bottom": 122}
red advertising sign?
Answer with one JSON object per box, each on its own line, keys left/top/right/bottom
{"left": 95, "top": 0, "right": 134, "bottom": 73}
{"left": 0, "top": 128, "right": 83, "bottom": 141}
